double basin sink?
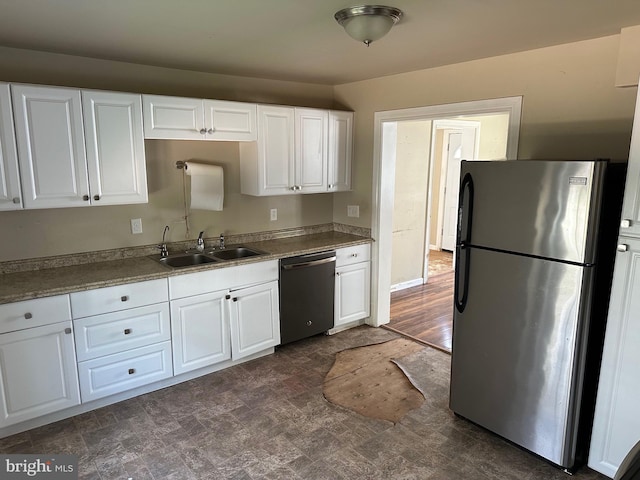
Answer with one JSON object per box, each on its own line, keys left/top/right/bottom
{"left": 153, "top": 246, "right": 266, "bottom": 269}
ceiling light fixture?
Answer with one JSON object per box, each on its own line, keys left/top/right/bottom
{"left": 334, "top": 5, "right": 403, "bottom": 47}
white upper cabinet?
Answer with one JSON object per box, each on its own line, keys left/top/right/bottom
{"left": 240, "top": 105, "right": 347, "bottom": 196}
{"left": 143, "top": 95, "right": 257, "bottom": 141}
{"left": 328, "top": 111, "right": 353, "bottom": 192}
{"left": 12, "top": 84, "right": 90, "bottom": 209}
{"left": 240, "top": 105, "right": 296, "bottom": 196}
{"left": 619, "top": 90, "right": 640, "bottom": 238}
{"left": 0, "top": 83, "right": 22, "bottom": 210}
{"left": 12, "top": 84, "right": 147, "bottom": 209}
{"left": 82, "top": 90, "right": 148, "bottom": 205}
{"left": 203, "top": 100, "right": 257, "bottom": 141}
{"left": 295, "top": 108, "right": 328, "bottom": 193}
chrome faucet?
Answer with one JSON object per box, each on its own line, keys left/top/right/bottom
{"left": 157, "top": 225, "right": 169, "bottom": 258}
{"left": 196, "top": 231, "right": 205, "bottom": 252}
{"left": 219, "top": 233, "right": 225, "bottom": 250}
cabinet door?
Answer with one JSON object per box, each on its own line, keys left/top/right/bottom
{"left": 83, "top": 91, "right": 148, "bottom": 205}
{"left": 204, "top": 100, "right": 257, "bottom": 141}
{"left": 619, "top": 88, "right": 640, "bottom": 238}
{"left": 335, "top": 261, "right": 371, "bottom": 326}
{"left": 0, "top": 83, "right": 22, "bottom": 210}
{"left": 256, "top": 105, "right": 295, "bottom": 195}
{"left": 229, "top": 280, "right": 280, "bottom": 360}
{"left": 142, "top": 95, "right": 205, "bottom": 140}
{"left": 328, "top": 111, "right": 353, "bottom": 192}
{"left": 12, "top": 84, "right": 89, "bottom": 209}
{"left": 589, "top": 238, "right": 640, "bottom": 477}
{"left": 295, "top": 108, "right": 328, "bottom": 193}
{"left": 171, "top": 290, "right": 231, "bottom": 374}
{"left": 0, "top": 321, "right": 80, "bottom": 427}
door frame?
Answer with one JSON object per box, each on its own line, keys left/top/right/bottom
{"left": 369, "top": 96, "right": 522, "bottom": 327}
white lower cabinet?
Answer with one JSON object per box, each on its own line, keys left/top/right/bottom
{"left": 170, "top": 289, "right": 231, "bottom": 375}
{"left": 334, "top": 244, "right": 371, "bottom": 328}
{"left": 168, "top": 260, "right": 280, "bottom": 371}
{"left": 71, "top": 279, "right": 171, "bottom": 402}
{"left": 229, "top": 280, "right": 280, "bottom": 360}
{"left": 589, "top": 237, "right": 640, "bottom": 477}
{"left": 0, "top": 296, "right": 80, "bottom": 428}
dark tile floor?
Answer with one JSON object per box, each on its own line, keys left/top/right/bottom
{"left": 0, "top": 326, "right": 608, "bottom": 480}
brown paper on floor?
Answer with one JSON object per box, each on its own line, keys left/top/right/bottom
{"left": 323, "top": 338, "right": 425, "bottom": 423}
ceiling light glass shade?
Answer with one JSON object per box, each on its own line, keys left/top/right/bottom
{"left": 335, "top": 5, "right": 403, "bottom": 46}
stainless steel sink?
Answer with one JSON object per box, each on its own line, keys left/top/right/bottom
{"left": 209, "top": 247, "right": 265, "bottom": 261}
{"left": 156, "top": 253, "right": 220, "bottom": 268}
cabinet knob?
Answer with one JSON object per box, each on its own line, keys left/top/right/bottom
{"left": 199, "top": 128, "right": 207, "bottom": 134}
{"left": 93, "top": 195, "right": 100, "bottom": 201}
{"left": 233, "top": 297, "right": 238, "bottom": 302}
{"left": 617, "top": 244, "right": 629, "bottom": 252}
{"left": 64, "top": 327, "right": 72, "bottom": 334}
{"left": 351, "top": 253, "right": 358, "bottom": 257}
{"left": 83, "top": 195, "right": 90, "bottom": 201}
{"left": 24, "top": 312, "right": 33, "bottom": 319}
{"left": 621, "top": 219, "right": 632, "bottom": 228}
{"left": 12, "top": 197, "right": 20, "bottom": 204}
{"left": 128, "top": 368, "right": 135, "bottom": 375}
{"left": 121, "top": 295, "right": 129, "bottom": 302}
{"left": 124, "top": 328, "right": 132, "bottom": 335}
{"left": 306, "top": 320, "right": 312, "bottom": 327}
{"left": 225, "top": 294, "right": 231, "bottom": 300}
{"left": 207, "top": 128, "right": 214, "bottom": 134}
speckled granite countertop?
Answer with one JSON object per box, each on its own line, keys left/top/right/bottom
{"left": 0, "top": 232, "right": 371, "bottom": 305}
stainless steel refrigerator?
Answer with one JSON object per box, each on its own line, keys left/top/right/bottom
{"left": 449, "top": 159, "right": 626, "bottom": 471}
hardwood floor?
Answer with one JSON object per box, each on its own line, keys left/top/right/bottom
{"left": 385, "top": 251, "right": 454, "bottom": 353}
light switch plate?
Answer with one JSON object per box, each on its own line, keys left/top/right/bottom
{"left": 130, "top": 218, "right": 143, "bottom": 234}
{"left": 270, "top": 208, "right": 278, "bottom": 221}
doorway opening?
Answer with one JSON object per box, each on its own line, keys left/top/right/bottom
{"left": 369, "top": 97, "right": 522, "bottom": 351}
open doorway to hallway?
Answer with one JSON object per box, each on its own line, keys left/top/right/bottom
{"left": 374, "top": 99, "right": 522, "bottom": 352}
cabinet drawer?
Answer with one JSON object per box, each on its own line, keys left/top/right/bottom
{"left": 0, "top": 295, "right": 71, "bottom": 334}
{"left": 336, "top": 244, "right": 371, "bottom": 267}
{"left": 169, "top": 260, "right": 278, "bottom": 299}
{"left": 74, "top": 303, "right": 170, "bottom": 361}
{"left": 78, "top": 341, "right": 172, "bottom": 402}
{"left": 70, "top": 279, "right": 168, "bottom": 318}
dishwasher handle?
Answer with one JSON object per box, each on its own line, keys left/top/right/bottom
{"left": 281, "top": 256, "right": 336, "bottom": 270}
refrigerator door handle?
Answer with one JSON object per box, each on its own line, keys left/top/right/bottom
{"left": 455, "top": 172, "right": 474, "bottom": 313}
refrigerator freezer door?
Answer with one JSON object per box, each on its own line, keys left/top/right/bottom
{"left": 459, "top": 160, "right": 605, "bottom": 264}
{"left": 450, "top": 247, "right": 594, "bottom": 468}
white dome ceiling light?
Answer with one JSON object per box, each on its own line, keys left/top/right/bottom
{"left": 334, "top": 5, "right": 404, "bottom": 47}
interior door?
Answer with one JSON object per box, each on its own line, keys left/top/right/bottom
{"left": 441, "top": 131, "right": 463, "bottom": 251}
{"left": 440, "top": 126, "right": 478, "bottom": 251}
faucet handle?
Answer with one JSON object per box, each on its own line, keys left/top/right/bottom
{"left": 196, "top": 231, "right": 205, "bottom": 252}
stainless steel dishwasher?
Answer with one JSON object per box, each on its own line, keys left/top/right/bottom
{"left": 279, "top": 250, "right": 336, "bottom": 345}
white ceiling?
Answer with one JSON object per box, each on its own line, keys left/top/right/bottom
{"left": 1, "top": 0, "right": 640, "bottom": 85}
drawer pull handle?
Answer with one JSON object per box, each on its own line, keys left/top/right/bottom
{"left": 64, "top": 327, "right": 72, "bottom": 334}
{"left": 121, "top": 296, "right": 129, "bottom": 302}
{"left": 24, "top": 312, "right": 33, "bottom": 319}
{"left": 128, "top": 368, "right": 135, "bottom": 375}
{"left": 124, "top": 328, "right": 132, "bottom": 335}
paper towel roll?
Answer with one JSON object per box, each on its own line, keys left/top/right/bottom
{"left": 184, "top": 162, "right": 224, "bottom": 211}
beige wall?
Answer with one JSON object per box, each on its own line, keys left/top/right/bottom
{"left": 333, "top": 35, "right": 639, "bottom": 229}
{"left": 391, "top": 121, "right": 431, "bottom": 286}
{"left": 0, "top": 46, "right": 336, "bottom": 262}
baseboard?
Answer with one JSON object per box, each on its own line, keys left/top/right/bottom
{"left": 390, "top": 278, "right": 424, "bottom": 292}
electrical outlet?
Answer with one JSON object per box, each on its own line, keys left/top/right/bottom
{"left": 347, "top": 205, "right": 360, "bottom": 218}
{"left": 130, "top": 218, "right": 143, "bottom": 234}
{"left": 270, "top": 208, "right": 278, "bottom": 221}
